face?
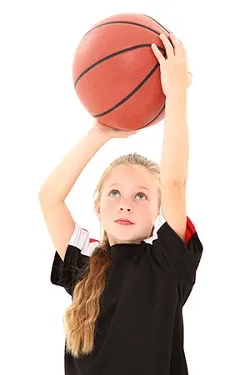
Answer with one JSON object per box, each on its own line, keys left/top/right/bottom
{"left": 96, "top": 165, "right": 160, "bottom": 246}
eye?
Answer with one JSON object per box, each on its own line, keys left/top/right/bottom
{"left": 109, "top": 190, "right": 147, "bottom": 200}
{"left": 136, "top": 192, "right": 147, "bottom": 200}
{"left": 109, "top": 190, "right": 120, "bottom": 197}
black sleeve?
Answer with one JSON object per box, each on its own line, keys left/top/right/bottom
{"left": 150, "top": 217, "right": 203, "bottom": 285}
{"left": 50, "top": 245, "right": 90, "bottom": 296}
{"left": 178, "top": 279, "right": 196, "bottom": 307}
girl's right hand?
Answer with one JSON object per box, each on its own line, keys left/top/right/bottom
{"left": 92, "top": 119, "right": 139, "bottom": 139}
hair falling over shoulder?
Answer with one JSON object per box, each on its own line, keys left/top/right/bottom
{"left": 63, "top": 153, "right": 160, "bottom": 357}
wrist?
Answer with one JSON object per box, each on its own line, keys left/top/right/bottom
{"left": 166, "top": 91, "right": 187, "bottom": 103}
{"left": 88, "top": 126, "right": 112, "bottom": 142}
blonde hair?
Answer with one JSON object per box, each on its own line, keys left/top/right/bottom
{"left": 63, "top": 152, "right": 161, "bottom": 357}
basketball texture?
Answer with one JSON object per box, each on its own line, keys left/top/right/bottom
{"left": 72, "top": 13, "right": 172, "bottom": 130}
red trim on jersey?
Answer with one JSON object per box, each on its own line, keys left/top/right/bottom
{"left": 185, "top": 216, "right": 197, "bottom": 246}
{"left": 90, "top": 238, "right": 100, "bottom": 243}
{"left": 81, "top": 227, "right": 100, "bottom": 244}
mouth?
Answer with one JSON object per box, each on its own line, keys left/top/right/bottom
{"left": 115, "top": 219, "right": 134, "bottom": 225}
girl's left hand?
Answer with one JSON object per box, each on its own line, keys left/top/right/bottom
{"left": 151, "top": 33, "right": 192, "bottom": 97}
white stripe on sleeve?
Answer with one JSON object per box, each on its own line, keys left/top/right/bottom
{"left": 69, "top": 223, "right": 99, "bottom": 257}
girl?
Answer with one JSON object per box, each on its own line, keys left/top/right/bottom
{"left": 39, "top": 33, "right": 203, "bottom": 375}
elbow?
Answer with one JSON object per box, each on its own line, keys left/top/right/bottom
{"left": 161, "top": 177, "right": 187, "bottom": 188}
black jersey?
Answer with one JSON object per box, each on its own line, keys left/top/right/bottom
{"left": 50, "top": 211, "right": 203, "bottom": 375}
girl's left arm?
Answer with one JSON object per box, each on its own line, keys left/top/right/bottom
{"left": 151, "top": 33, "right": 191, "bottom": 242}
{"left": 160, "top": 93, "right": 188, "bottom": 243}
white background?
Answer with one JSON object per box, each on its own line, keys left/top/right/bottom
{"left": 1, "top": 0, "right": 249, "bottom": 374}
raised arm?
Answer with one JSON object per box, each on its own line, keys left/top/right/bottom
{"left": 39, "top": 127, "right": 110, "bottom": 261}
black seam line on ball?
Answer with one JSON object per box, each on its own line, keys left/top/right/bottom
{"left": 142, "top": 14, "right": 173, "bottom": 34}
{"left": 74, "top": 44, "right": 166, "bottom": 88}
{"left": 92, "top": 62, "right": 163, "bottom": 118}
{"left": 83, "top": 20, "right": 171, "bottom": 39}
{"left": 136, "top": 104, "right": 165, "bottom": 130}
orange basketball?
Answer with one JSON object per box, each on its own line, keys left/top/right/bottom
{"left": 72, "top": 13, "right": 172, "bottom": 130}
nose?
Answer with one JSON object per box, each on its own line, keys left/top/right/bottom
{"left": 118, "top": 200, "right": 132, "bottom": 212}
{"left": 119, "top": 207, "right": 131, "bottom": 212}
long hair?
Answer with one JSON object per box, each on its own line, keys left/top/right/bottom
{"left": 63, "top": 153, "right": 160, "bottom": 357}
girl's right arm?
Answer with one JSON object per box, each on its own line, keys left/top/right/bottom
{"left": 39, "top": 126, "right": 111, "bottom": 261}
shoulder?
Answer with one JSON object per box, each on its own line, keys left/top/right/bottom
{"left": 144, "top": 208, "right": 200, "bottom": 247}
{"left": 69, "top": 222, "right": 100, "bottom": 256}
{"left": 144, "top": 209, "right": 203, "bottom": 281}
{"left": 50, "top": 223, "right": 100, "bottom": 295}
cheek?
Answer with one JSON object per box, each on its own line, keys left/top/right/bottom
{"left": 99, "top": 200, "right": 117, "bottom": 227}
{"left": 100, "top": 198, "right": 115, "bottom": 216}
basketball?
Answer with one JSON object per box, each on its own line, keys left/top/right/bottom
{"left": 72, "top": 13, "right": 173, "bottom": 130}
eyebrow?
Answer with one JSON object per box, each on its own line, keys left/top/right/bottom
{"left": 107, "top": 183, "right": 150, "bottom": 191}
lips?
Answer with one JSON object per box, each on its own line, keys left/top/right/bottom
{"left": 115, "top": 219, "right": 134, "bottom": 225}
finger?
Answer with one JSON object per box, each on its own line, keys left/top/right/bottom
{"left": 174, "top": 34, "right": 187, "bottom": 58}
{"left": 151, "top": 43, "right": 166, "bottom": 65}
{"left": 170, "top": 33, "right": 183, "bottom": 47}
{"left": 159, "top": 33, "right": 174, "bottom": 58}
{"left": 169, "top": 33, "right": 184, "bottom": 57}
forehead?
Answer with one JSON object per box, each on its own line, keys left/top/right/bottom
{"left": 104, "top": 165, "right": 156, "bottom": 189}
